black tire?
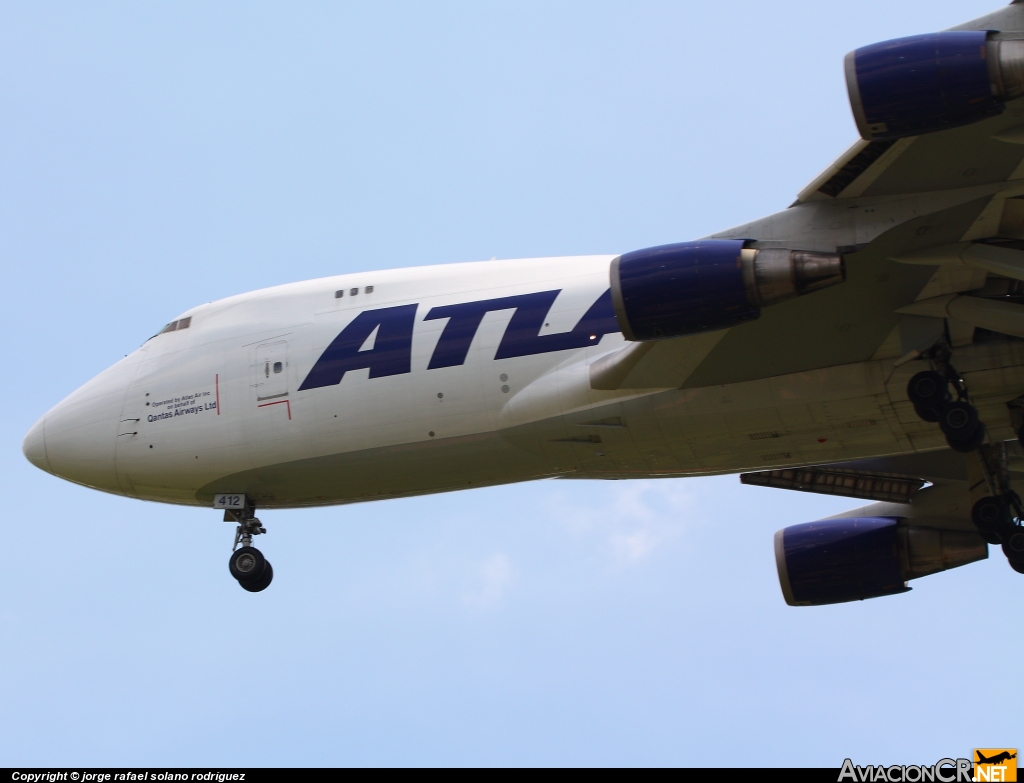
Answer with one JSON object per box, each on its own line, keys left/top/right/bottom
{"left": 946, "top": 421, "right": 986, "bottom": 453}
{"left": 1008, "top": 556, "right": 1024, "bottom": 575}
{"left": 1001, "top": 527, "right": 1024, "bottom": 560}
{"left": 971, "top": 496, "right": 1008, "bottom": 544}
{"left": 241, "top": 560, "right": 273, "bottom": 592}
{"left": 914, "top": 404, "right": 940, "bottom": 423}
{"left": 939, "top": 401, "right": 979, "bottom": 440}
{"left": 907, "top": 371, "right": 949, "bottom": 409}
{"left": 229, "top": 547, "right": 266, "bottom": 584}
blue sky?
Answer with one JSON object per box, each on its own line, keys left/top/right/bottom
{"left": 0, "top": 0, "right": 1016, "bottom": 767}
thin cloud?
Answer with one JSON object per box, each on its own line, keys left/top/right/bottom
{"left": 461, "top": 553, "right": 515, "bottom": 610}
{"left": 545, "top": 479, "right": 695, "bottom": 566}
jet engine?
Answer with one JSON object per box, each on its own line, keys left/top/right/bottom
{"left": 774, "top": 516, "right": 987, "bottom": 606}
{"left": 609, "top": 239, "right": 844, "bottom": 341}
{"left": 846, "top": 30, "right": 1024, "bottom": 141}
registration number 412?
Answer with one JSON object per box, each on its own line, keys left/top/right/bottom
{"left": 214, "top": 494, "right": 246, "bottom": 510}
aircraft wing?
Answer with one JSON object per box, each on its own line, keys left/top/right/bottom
{"left": 666, "top": 3, "right": 1024, "bottom": 390}
{"left": 797, "top": 2, "right": 1024, "bottom": 205}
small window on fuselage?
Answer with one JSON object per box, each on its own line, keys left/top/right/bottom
{"left": 273, "top": 362, "right": 283, "bottom": 374}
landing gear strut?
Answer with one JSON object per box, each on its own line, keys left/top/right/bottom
{"left": 907, "top": 345, "right": 1024, "bottom": 572}
{"left": 226, "top": 505, "right": 273, "bottom": 592}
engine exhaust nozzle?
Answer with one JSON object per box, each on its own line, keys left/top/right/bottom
{"left": 741, "top": 248, "right": 846, "bottom": 308}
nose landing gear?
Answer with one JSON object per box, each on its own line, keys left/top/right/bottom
{"left": 221, "top": 499, "right": 273, "bottom": 592}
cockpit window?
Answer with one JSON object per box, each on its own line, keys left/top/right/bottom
{"left": 146, "top": 315, "right": 194, "bottom": 343}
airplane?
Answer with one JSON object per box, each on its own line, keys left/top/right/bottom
{"left": 977, "top": 752, "right": 1017, "bottom": 765}
{"left": 22, "top": 2, "right": 1024, "bottom": 599}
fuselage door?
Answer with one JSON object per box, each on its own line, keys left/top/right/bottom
{"left": 255, "top": 342, "right": 289, "bottom": 401}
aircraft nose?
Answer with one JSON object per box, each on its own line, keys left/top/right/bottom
{"left": 27, "top": 356, "right": 140, "bottom": 495}
{"left": 22, "top": 414, "right": 51, "bottom": 473}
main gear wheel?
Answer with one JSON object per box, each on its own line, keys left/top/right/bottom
{"left": 906, "top": 360, "right": 985, "bottom": 453}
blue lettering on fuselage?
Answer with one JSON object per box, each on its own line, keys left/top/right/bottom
{"left": 425, "top": 289, "right": 617, "bottom": 367}
{"left": 299, "top": 289, "right": 619, "bottom": 390}
{"left": 298, "top": 304, "right": 418, "bottom": 390}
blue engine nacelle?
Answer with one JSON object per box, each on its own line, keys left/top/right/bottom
{"left": 609, "top": 240, "right": 844, "bottom": 341}
{"left": 774, "top": 517, "right": 988, "bottom": 607}
{"left": 846, "top": 31, "right": 1024, "bottom": 141}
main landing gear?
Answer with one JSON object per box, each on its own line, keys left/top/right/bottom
{"left": 971, "top": 491, "right": 1024, "bottom": 574}
{"left": 906, "top": 357, "right": 985, "bottom": 452}
{"left": 908, "top": 348, "right": 1024, "bottom": 573}
{"left": 227, "top": 508, "right": 273, "bottom": 592}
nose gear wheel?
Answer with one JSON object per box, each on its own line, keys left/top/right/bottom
{"left": 224, "top": 503, "right": 274, "bottom": 592}
{"left": 240, "top": 560, "right": 274, "bottom": 592}
{"left": 229, "top": 546, "right": 267, "bottom": 583}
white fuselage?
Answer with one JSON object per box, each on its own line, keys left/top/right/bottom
{"left": 23, "top": 255, "right": 1024, "bottom": 509}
